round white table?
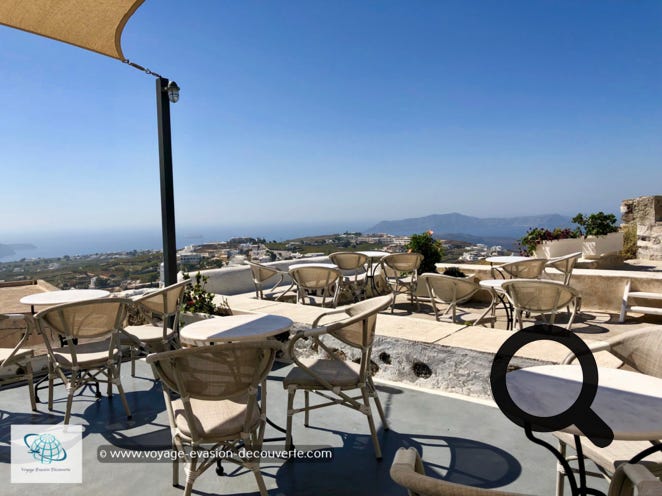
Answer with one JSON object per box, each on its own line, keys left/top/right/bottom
{"left": 477, "top": 279, "right": 512, "bottom": 329}
{"left": 504, "top": 364, "right": 662, "bottom": 496}
{"left": 20, "top": 289, "right": 110, "bottom": 312}
{"left": 485, "top": 256, "right": 530, "bottom": 264}
{"left": 179, "top": 313, "right": 293, "bottom": 346}
{"left": 358, "top": 251, "right": 389, "bottom": 295}
{"left": 506, "top": 365, "right": 662, "bottom": 440}
{"left": 288, "top": 263, "right": 338, "bottom": 270}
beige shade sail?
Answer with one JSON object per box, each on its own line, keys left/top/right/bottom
{"left": 0, "top": 0, "right": 145, "bottom": 60}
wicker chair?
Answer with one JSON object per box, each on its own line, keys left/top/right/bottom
{"left": 329, "top": 251, "right": 369, "bottom": 302}
{"left": 123, "top": 279, "right": 189, "bottom": 376}
{"left": 390, "top": 447, "right": 662, "bottom": 496}
{"left": 289, "top": 265, "right": 342, "bottom": 308}
{"left": 246, "top": 261, "right": 289, "bottom": 300}
{"left": 0, "top": 313, "right": 37, "bottom": 411}
{"left": 498, "top": 258, "right": 548, "bottom": 279}
{"left": 545, "top": 252, "right": 582, "bottom": 286}
{"left": 553, "top": 327, "right": 662, "bottom": 496}
{"left": 35, "top": 298, "right": 133, "bottom": 424}
{"left": 420, "top": 273, "right": 485, "bottom": 323}
{"left": 147, "top": 341, "right": 279, "bottom": 496}
{"left": 283, "top": 294, "right": 393, "bottom": 458}
{"left": 500, "top": 279, "right": 579, "bottom": 330}
{"left": 380, "top": 253, "right": 424, "bottom": 313}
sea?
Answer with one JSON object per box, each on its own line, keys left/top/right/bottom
{"left": 0, "top": 222, "right": 370, "bottom": 262}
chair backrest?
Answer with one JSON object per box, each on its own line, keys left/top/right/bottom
{"left": 0, "top": 313, "right": 33, "bottom": 369}
{"left": 603, "top": 327, "right": 662, "bottom": 378}
{"left": 36, "top": 298, "right": 131, "bottom": 341}
{"left": 135, "top": 279, "right": 189, "bottom": 318}
{"left": 147, "top": 341, "right": 279, "bottom": 401}
{"left": 289, "top": 266, "right": 342, "bottom": 292}
{"left": 325, "top": 294, "right": 392, "bottom": 349}
{"left": 501, "top": 280, "right": 576, "bottom": 313}
{"left": 545, "top": 252, "right": 582, "bottom": 286}
{"left": 329, "top": 252, "right": 368, "bottom": 271}
{"left": 420, "top": 273, "right": 480, "bottom": 304}
{"left": 247, "top": 261, "right": 281, "bottom": 284}
{"left": 500, "top": 258, "right": 547, "bottom": 279}
{"left": 381, "top": 253, "right": 424, "bottom": 275}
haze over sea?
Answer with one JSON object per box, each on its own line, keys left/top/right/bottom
{"left": 0, "top": 222, "right": 369, "bottom": 262}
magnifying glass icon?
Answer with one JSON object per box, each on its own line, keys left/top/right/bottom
{"left": 490, "top": 324, "right": 614, "bottom": 448}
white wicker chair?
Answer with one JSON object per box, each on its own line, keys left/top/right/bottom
{"left": 380, "top": 253, "right": 424, "bottom": 313}
{"left": 0, "top": 313, "right": 36, "bottom": 411}
{"left": 500, "top": 279, "right": 579, "bottom": 330}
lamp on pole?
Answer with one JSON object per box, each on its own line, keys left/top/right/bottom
{"left": 156, "top": 77, "right": 179, "bottom": 286}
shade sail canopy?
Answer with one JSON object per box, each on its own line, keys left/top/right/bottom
{"left": 0, "top": 0, "right": 144, "bottom": 60}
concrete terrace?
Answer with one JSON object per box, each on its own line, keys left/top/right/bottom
{"left": 2, "top": 261, "right": 662, "bottom": 495}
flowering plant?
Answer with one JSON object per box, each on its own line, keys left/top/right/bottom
{"left": 518, "top": 227, "right": 580, "bottom": 256}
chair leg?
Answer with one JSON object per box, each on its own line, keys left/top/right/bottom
{"left": 64, "top": 374, "right": 77, "bottom": 425}
{"left": 47, "top": 361, "right": 54, "bottom": 411}
{"left": 251, "top": 465, "right": 268, "bottom": 496}
{"left": 107, "top": 366, "right": 113, "bottom": 397}
{"left": 361, "top": 386, "right": 382, "bottom": 459}
{"left": 130, "top": 346, "right": 136, "bottom": 377}
{"left": 555, "top": 440, "right": 567, "bottom": 496}
{"left": 304, "top": 390, "right": 310, "bottom": 427}
{"left": 26, "top": 362, "right": 37, "bottom": 411}
{"left": 111, "top": 365, "right": 132, "bottom": 419}
{"left": 285, "top": 387, "right": 295, "bottom": 450}
{"left": 368, "top": 377, "right": 389, "bottom": 431}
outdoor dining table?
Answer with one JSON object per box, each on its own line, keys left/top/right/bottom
{"left": 477, "top": 279, "right": 514, "bottom": 329}
{"left": 179, "top": 313, "right": 293, "bottom": 346}
{"left": 505, "top": 364, "right": 662, "bottom": 496}
{"left": 20, "top": 288, "right": 110, "bottom": 313}
{"left": 358, "top": 250, "right": 389, "bottom": 295}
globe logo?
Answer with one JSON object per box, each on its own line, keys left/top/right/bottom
{"left": 23, "top": 433, "right": 68, "bottom": 464}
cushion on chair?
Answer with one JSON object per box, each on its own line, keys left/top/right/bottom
{"left": 172, "top": 396, "right": 260, "bottom": 439}
{"left": 283, "top": 358, "right": 361, "bottom": 388}
{"left": 555, "top": 432, "right": 662, "bottom": 473}
{"left": 124, "top": 324, "right": 174, "bottom": 343}
{"left": 52, "top": 340, "right": 116, "bottom": 367}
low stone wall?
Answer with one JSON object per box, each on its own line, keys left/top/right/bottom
{"left": 293, "top": 333, "right": 548, "bottom": 400}
{"left": 179, "top": 256, "right": 331, "bottom": 295}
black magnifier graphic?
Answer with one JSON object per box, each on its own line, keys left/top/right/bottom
{"left": 490, "top": 324, "right": 614, "bottom": 448}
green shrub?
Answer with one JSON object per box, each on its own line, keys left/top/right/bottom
{"left": 621, "top": 223, "right": 637, "bottom": 260}
{"left": 572, "top": 212, "right": 619, "bottom": 237}
{"left": 518, "top": 227, "right": 580, "bottom": 256}
{"left": 406, "top": 231, "right": 444, "bottom": 274}
{"left": 181, "top": 272, "right": 232, "bottom": 316}
{"left": 443, "top": 267, "right": 467, "bottom": 278}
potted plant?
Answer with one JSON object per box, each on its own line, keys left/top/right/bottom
{"left": 572, "top": 212, "right": 623, "bottom": 259}
{"left": 180, "top": 272, "right": 232, "bottom": 326}
{"left": 518, "top": 227, "right": 582, "bottom": 258}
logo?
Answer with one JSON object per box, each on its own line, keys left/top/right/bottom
{"left": 489, "top": 324, "right": 614, "bottom": 448}
{"left": 24, "top": 433, "right": 68, "bottom": 464}
{"left": 11, "top": 425, "right": 82, "bottom": 484}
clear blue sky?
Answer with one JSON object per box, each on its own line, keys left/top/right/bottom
{"left": 2, "top": 0, "right": 662, "bottom": 239}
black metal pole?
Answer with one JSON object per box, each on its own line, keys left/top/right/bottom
{"left": 156, "top": 77, "right": 177, "bottom": 286}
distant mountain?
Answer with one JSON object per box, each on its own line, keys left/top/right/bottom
{"left": 365, "top": 212, "right": 573, "bottom": 244}
{"left": 0, "top": 243, "right": 36, "bottom": 258}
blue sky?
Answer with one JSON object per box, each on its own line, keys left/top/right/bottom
{"left": 2, "top": 0, "right": 662, "bottom": 240}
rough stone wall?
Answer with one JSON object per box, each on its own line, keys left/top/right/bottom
{"left": 621, "top": 195, "right": 662, "bottom": 260}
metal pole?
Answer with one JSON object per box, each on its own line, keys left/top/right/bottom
{"left": 156, "top": 77, "right": 177, "bottom": 286}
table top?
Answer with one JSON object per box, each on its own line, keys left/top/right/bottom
{"left": 505, "top": 365, "right": 662, "bottom": 440}
{"left": 479, "top": 279, "right": 506, "bottom": 290}
{"left": 289, "top": 263, "right": 338, "bottom": 271}
{"left": 179, "top": 313, "right": 293, "bottom": 345}
{"left": 20, "top": 289, "right": 110, "bottom": 306}
{"left": 358, "top": 250, "right": 389, "bottom": 259}
{"left": 485, "top": 256, "right": 530, "bottom": 264}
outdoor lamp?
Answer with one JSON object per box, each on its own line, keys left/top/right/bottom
{"left": 167, "top": 80, "right": 180, "bottom": 103}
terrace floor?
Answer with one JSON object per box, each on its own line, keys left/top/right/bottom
{"left": 0, "top": 358, "right": 607, "bottom": 495}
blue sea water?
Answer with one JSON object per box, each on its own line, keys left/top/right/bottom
{"left": 0, "top": 222, "right": 370, "bottom": 262}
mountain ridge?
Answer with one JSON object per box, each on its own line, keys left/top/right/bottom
{"left": 365, "top": 213, "right": 574, "bottom": 242}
